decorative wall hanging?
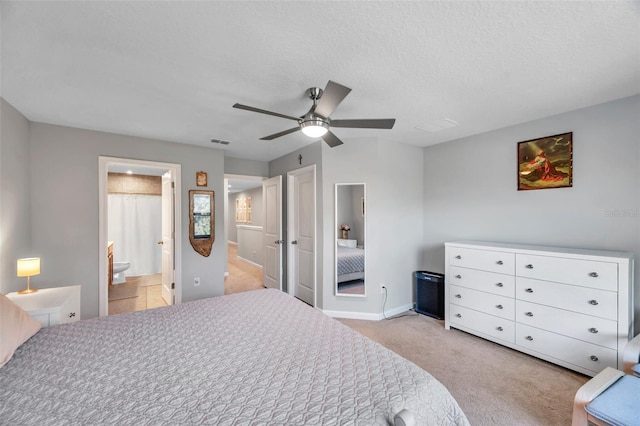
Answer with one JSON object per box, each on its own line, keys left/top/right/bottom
{"left": 517, "top": 132, "right": 572, "bottom": 191}
{"left": 189, "top": 190, "right": 214, "bottom": 256}
{"left": 196, "top": 171, "right": 207, "bottom": 187}
{"left": 234, "top": 196, "right": 252, "bottom": 223}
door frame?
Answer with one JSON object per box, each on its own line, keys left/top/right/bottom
{"left": 287, "top": 164, "right": 317, "bottom": 306}
{"left": 98, "top": 156, "right": 182, "bottom": 316}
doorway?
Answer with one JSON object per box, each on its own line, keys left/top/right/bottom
{"left": 224, "top": 174, "right": 266, "bottom": 294}
{"left": 98, "top": 157, "right": 181, "bottom": 317}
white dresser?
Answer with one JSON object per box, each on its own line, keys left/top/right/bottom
{"left": 444, "top": 241, "right": 634, "bottom": 376}
{"left": 6, "top": 285, "right": 81, "bottom": 327}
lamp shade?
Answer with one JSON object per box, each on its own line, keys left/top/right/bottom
{"left": 300, "top": 120, "right": 329, "bottom": 138}
{"left": 17, "top": 258, "right": 40, "bottom": 277}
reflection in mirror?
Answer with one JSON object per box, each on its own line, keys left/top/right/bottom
{"left": 335, "top": 183, "right": 365, "bottom": 297}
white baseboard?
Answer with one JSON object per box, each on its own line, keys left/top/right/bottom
{"left": 236, "top": 256, "right": 263, "bottom": 270}
{"left": 224, "top": 271, "right": 229, "bottom": 277}
{"left": 323, "top": 303, "right": 413, "bottom": 321}
{"left": 227, "top": 240, "right": 238, "bottom": 246}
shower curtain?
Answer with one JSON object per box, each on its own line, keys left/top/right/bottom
{"left": 108, "top": 194, "right": 162, "bottom": 276}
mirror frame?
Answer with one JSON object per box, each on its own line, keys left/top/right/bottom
{"left": 334, "top": 183, "right": 366, "bottom": 297}
{"left": 189, "top": 190, "right": 214, "bottom": 257}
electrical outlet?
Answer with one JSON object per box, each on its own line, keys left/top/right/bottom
{"left": 194, "top": 277, "right": 200, "bottom": 287}
{"left": 380, "top": 284, "right": 386, "bottom": 295}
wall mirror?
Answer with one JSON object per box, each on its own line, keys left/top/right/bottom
{"left": 335, "top": 183, "right": 366, "bottom": 297}
{"left": 189, "top": 190, "right": 214, "bottom": 257}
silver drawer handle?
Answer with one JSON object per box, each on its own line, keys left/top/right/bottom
{"left": 455, "top": 313, "right": 462, "bottom": 318}
{"left": 590, "top": 355, "right": 599, "bottom": 362}
{"left": 495, "top": 283, "right": 503, "bottom": 288}
{"left": 589, "top": 272, "right": 599, "bottom": 278}
{"left": 525, "top": 288, "right": 534, "bottom": 293}
{"left": 496, "top": 260, "right": 504, "bottom": 265}
{"left": 589, "top": 328, "right": 599, "bottom": 334}
{"left": 455, "top": 255, "right": 462, "bottom": 259}
{"left": 496, "top": 326, "right": 503, "bottom": 331}
{"left": 455, "top": 294, "right": 462, "bottom": 298}
{"left": 588, "top": 300, "right": 599, "bottom": 306}
{"left": 496, "top": 305, "right": 503, "bottom": 310}
{"left": 525, "top": 336, "right": 533, "bottom": 341}
{"left": 455, "top": 274, "right": 462, "bottom": 279}
{"left": 525, "top": 312, "right": 533, "bottom": 317}
{"left": 525, "top": 264, "right": 534, "bottom": 269}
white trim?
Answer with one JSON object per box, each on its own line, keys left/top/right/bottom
{"left": 227, "top": 240, "right": 238, "bottom": 246}
{"left": 236, "top": 224, "right": 263, "bottom": 231}
{"left": 98, "top": 156, "right": 182, "bottom": 316}
{"left": 236, "top": 256, "right": 264, "bottom": 269}
{"left": 323, "top": 302, "right": 414, "bottom": 321}
{"left": 287, "top": 164, "right": 317, "bottom": 306}
{"left": 323, "top": 309, "right": 382, "bottom": 321}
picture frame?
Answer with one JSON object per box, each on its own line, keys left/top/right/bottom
{"left": 517, "top": 132, "right": 573, "bottom": 191}
{"left": 196, "top": 171, "right": 207, "bottom": 187}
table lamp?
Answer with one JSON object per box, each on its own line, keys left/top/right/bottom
{"left": 17, "top": 257, "right": 40, "bottom": 294}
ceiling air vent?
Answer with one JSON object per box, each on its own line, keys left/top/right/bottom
{"left": 210, "top": 138, "right": 231, "bottom": 145}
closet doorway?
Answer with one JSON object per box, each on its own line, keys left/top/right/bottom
{"left": 224, "top": 175, "right": 266, "bottom": 295}
{"left": 98, "top": 157, "right": 182, "bottom": 316}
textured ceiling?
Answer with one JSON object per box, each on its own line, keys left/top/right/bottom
{"left": 1, "top": 1, "right": 638, "bottom": 162}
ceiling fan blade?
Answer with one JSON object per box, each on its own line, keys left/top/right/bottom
{"left": 314, "top": 81, "right": 352, "bottom": 118}
{"left": 233, "top": 103, "right": 301, "bottom": 122}
{"left": 321, "top": 131, "right": 344, "bottom": 148}
{"left": 260, "top": 127, "right": 301, "bottom": 140}
{"left": 331, "top": 118, "right": 396, "bottom": 129}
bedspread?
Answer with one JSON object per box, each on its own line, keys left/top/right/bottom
{"left": 337, "top": 246, "right": 365, "bottom": 276}
{"left": 0, "top": 289, "right": 469, "bottom": 425}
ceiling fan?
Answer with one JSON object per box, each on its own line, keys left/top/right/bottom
{"left": 232, "top": 80, "right": 396, "bottom": 148}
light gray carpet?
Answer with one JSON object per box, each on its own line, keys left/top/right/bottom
{"left": 340, "top": 312, "right": 589, "bottom": 425}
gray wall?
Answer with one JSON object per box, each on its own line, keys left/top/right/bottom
{"left": 228, "top": 186, "right": 263, "bottom": 243}
{"left": 321, "top": 138, "right": 424, "bottom": 315}
{"left": 224, "top": 156, "right": 269, "bottom": 177}
{"left": 422, "top": 95, "right": 640, "bottom": 331}
{"left": 0, "top": 99, "right": 31, "bottom": 294}
{"left": 28, "top": 122, "right": 226, "bottom": 318}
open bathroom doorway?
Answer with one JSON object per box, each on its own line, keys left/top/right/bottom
{"left": 98, "top": 157, "right": 182, "bottom": 316}
{"left": 224, "top": 174, "right": 266, "bottom": 295}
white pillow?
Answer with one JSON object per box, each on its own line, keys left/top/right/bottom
{"left": 0, "top": 293, "right": 41, "bottom": 368}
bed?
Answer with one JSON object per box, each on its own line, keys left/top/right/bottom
{"left": 337, "top": 244, "right": 365, "bottom": 283}
{"left": 1, "top": 288, "right": 469, "bottom": 425}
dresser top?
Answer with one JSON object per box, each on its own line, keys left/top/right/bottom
{"left": 445, "top": 240, "right": 633, "bottom": 261}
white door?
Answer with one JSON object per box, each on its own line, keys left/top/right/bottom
{"left": 161, "top": 172, "right": 175, "bottom": 305}
{"left": 289, "top": 166, "right": 315, "bottom": 306}
{"left": 263, "top": 176, "right": 283, "bottom": 290}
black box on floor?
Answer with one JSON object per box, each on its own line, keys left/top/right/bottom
{"left": 414, "top": 271, "right": 445, "bottom": 319}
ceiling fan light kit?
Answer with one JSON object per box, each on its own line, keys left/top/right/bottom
{"left": 300, "top": 119, "right": 329, "bottom": 137}
{"left": 233, "top": 80, "right": 396, "bottom": 148}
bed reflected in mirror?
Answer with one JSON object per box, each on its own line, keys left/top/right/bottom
{"left": 335, "top": 183, "right": 365, "bottom": 297}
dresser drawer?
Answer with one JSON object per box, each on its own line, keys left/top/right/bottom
{"left": 516, "top": 254, "right": 618, "bottom": 292}
{"left": 516, "top": 278, "right": 617, "bottom": 320}
{"left": 516, "top": 300, "right": 618, "bottom": 349}
{"left": 450, "top": 305, "right": 515, "bottom": 344}
{"left": 449, "top": 247, "right": 515, "bottom": 274}
{"left": 449, "top": 266, "right": 515, "bottom": 297}
{"left": 516, "top": 324, "right": 617, "bottom": 373}
{"left": 450, "top": 284, "right": 514, "bottom": 320}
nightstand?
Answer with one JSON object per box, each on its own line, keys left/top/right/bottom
{"left": 6, "top": 285, "right": 81, "bottom": 327}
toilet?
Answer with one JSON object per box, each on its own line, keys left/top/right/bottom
{"left": 112, "top": 261, "right": 130, "bottom": 285}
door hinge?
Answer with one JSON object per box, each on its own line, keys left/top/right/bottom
{"left": 171, "top": 282, "right": 175, "bottom": 290}
{"left": 171, "top": 181, "right": 175, "bottom": 189}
